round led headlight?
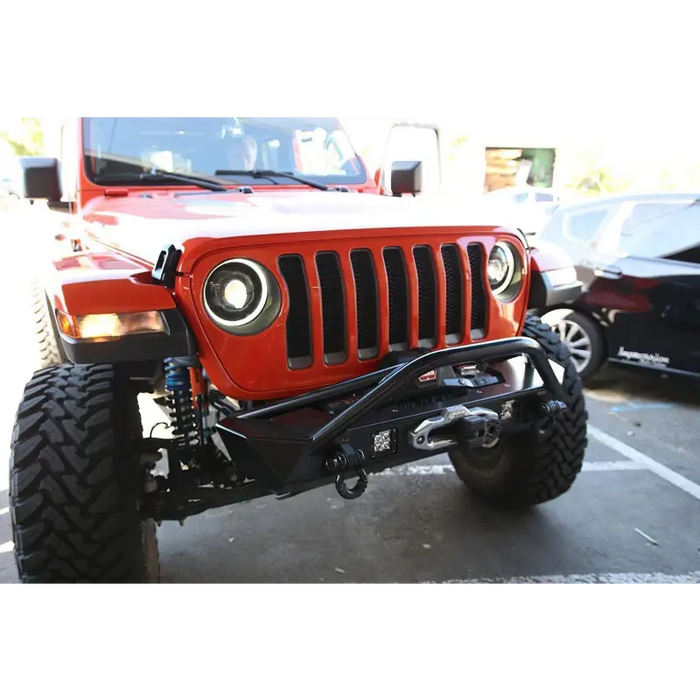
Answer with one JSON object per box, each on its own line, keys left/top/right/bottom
{"left": 488, "top": 242, "right": 524, "bottom": 301}
{"left": 203, "top": 259, "right": 281, "bottom": 334}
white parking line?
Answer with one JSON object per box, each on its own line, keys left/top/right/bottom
{"left": 0, "top": 541, "right": 13, "bottom": 555}
{"left": 378, "top": 461, "right": 643, "bottom": 478}
{"left": 428, "top": 571, "right": 700, "bottom": 584}
{"left": 0, "top": 507, "right": 8, "bottom": 517}
{"left": 582, "top": 461, "right": 645, "bottom": 473}
{"left": 589, "top": 426, "right": 700, "bottom": 502}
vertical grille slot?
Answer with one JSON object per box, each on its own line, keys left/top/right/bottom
{"left": 279, "top": 255, "right": 313, "bottom": 369}
{"left": 351, "top": 250, "right": 379, "bottom": 360}
{"left": 316, "top": 252, "right": 347, "bottom": 365}
{"left": 441, "top": 244, "right": 464, "bottom": 345}
{"left": 383, "top": 247, "right": 410, "bottom": 351}
{"left": 413, "top": 246, "right": 438, "bottom": 348}
{"left": 468, "top": 244, "right": 488, "bottom": 337}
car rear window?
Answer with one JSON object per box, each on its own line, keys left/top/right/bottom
{"left": 565, "top": 208, "right": 610, "bottom": 245}
{"left": 618, "top": 201, "right": 700, "bottom": 259}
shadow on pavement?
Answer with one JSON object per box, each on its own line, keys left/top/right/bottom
{"left": 0, "top": 554, "right": 15, "bottom": 583}
{"left": 586, "top": 364, "right": 699, "bottom": 407}
{"left": 0, "top": 488, "right": 15, "bottom": 584}
{"left": 156, "top": 480, "right": 560, "bottom": 584}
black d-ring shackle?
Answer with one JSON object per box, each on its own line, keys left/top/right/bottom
{"left": 324, "top": 444, "right": 370, "bottom": 501}
{"left": 335, "top": 468, "right": 369, "bottom": 501}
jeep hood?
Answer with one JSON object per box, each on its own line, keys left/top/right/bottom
{"left": 83, "top": 189, "right": 521, "bottom": 268}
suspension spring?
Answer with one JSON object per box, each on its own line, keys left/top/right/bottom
{"left": 165, "top": 358, "right": 199, "bottom": 452}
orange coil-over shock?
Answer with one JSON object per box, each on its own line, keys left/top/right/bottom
{"left": 164, "top": 359, "right": 210, "bottom": 453}
{"left": 190, "top": 366, "right": 210, "bottom": 444}
{"left": 189, "top": 366, "right": 208, "bottom": 410}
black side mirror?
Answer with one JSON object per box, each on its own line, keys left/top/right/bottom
{"left": 17, "top": 157, "right": 62, "bottom": 201}
{"left": 391, "top": 161, "right": 423, "bottom": 197}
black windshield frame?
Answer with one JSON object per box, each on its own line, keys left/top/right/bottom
{"left": 81, "top": 117, "right": 369, "bottom": 188}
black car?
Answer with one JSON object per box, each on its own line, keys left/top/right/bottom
{"left": 532, "top": 192, "right": 700, "bottom": 381}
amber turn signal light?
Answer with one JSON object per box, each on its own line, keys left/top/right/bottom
{"left": 56, "top": 311, "right": 166, "bottom": 341}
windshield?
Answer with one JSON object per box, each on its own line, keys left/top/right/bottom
{"left": 82, "top": 117, "right": 368, "bottom": 187}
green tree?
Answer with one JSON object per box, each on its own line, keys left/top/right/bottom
{"left": 562, "top": 147, "right": 633, "bottom": 196}
{"left": 0, "top": 117, "right": 44, "bottom": 157}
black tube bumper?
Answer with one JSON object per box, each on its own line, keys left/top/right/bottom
{"left": 215, "top": 337, "right": 569, "bottom": 497}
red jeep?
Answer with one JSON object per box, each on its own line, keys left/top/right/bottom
{"left": 9, "top": 117, "right": 587, "bottom": 583}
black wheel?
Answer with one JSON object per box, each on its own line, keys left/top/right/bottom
{"left": 9, "top": 364, "right": 160, "bottom": 583}
{"left": 450, "top": 315, "right": 589, "bottom": 509}
{"left": 540, "top": 308, "right": 605, "bottom": 381}
{"left": 29, "top": 277, "right": 66, "bottom": 370}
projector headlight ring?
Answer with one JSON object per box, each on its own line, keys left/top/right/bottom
{"left": 488, "top": 242, "right": 525, "bottom": 302}
{"left": 203, "top": 258, "right": 281, "bottom": 335}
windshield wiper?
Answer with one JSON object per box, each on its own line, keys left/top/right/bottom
{"left": 215, "top": 169, "right": 330, "bottom": 191}
{"left": 97, "top": 168, "right": 229, "bottom": 192}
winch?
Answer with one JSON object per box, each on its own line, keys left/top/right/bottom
{"left": 409, "top": 405, "right": 502, "bottom": 453}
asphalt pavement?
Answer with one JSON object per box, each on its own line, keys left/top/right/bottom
{"left": 1, "top": 204, "right": 699, "bottom": 584}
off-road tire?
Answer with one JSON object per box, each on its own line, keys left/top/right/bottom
{"left": 29, "top": 277, "right": 66, "bottom": 370}
{"left": 450, "top": 315, "right": 589, "bottom": 509}
{"left": 540, "top": 307, "right": 605, "bottom": 381}
{"left": 9, "top": 364, "right": 160, "bottom": 583}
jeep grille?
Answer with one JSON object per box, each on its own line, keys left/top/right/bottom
{"left": 278, "top": 243, "right": 488, "bottom": 371}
